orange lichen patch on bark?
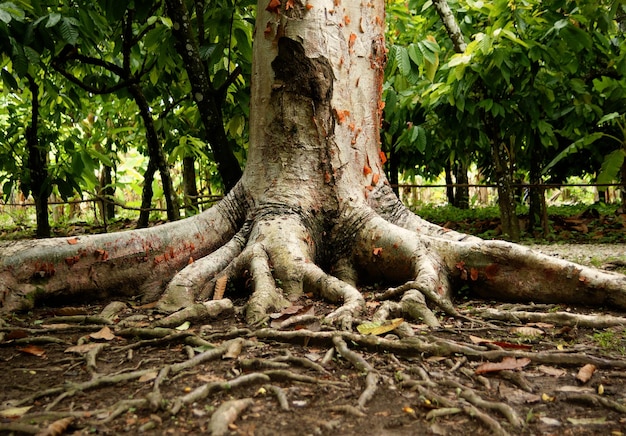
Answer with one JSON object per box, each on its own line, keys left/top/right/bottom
{"left": 264, "top": 22, "right": 273, "bottom": 37}
{"left": 34, "top": 262, "right": 55, "bottom": 278}
{"left": 363, "top": 165, "right": 372, "bottom": 176}
{"left": 305, "top": 3, "right": 313, "bottom": 10}
{"left": 65, "top": 256, "right": 80, "bottom": 267}
{"left": 285, "top": 0, "right": 295, "bottom": 10}
{"left": 344, "top": 15, "right": 351, "bottom": 25}
{"left": 485, "top": 264, "right": 499, "bottom": 279}
{"left": 365, "top": 185, "right": 374, "bottom": 191}
{"left": 154, "top": 254, "right": 165, "bottom": 265}
{"left": 379, "top": 150, "right": 387, "bottom": 165}
{"left": 94, "top": 249, "right": 109, "bottom": 261}
{"left": 348, "top": 33, "right": 357, "bottom": 49}
{"left": 334, "top": 0, "right": 341, "bottom": 5}
{"left": 266, "top": 0, "right": 281, "bottom": 13}
{"left": 67, "top": 238, "right": 79, "bottom": 245}
{"left": 324, "top": 171, "right": 332, "bottom": 184}
{"left": 470, "top": 268, "right": 479, "bottom": 281}
{"left": 372, "top": 173, "right": 380, "bottom": 185}
{"left": 334, "top": 109, "right": 350, "bottom": 124}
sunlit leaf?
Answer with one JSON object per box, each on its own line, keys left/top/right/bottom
{"left": 357, "top": 318, "right": 404, "bottom": 336}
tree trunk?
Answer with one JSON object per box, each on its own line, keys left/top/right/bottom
{"left": 165, "top": 0, "right": 243, "bottom": 193}
{"left": 445, "top": 161, "right": 455, "bottom": 205}
{"left": 2, "top": 0, "right": 626, "bottom": 326}
{"left": 492, "top": 141, "right": 520, "bottom": 241}
{"left": 528, "top": 155, "right": 549, "bottom": 236}
{"left": 128, "top": 84, "right": 180, "bottom": 223}
{"left": 454, "top": 161, "right": 469, "bottom": 209}
{"left": 137, "top": 159, "right": 157, "bottom": 229}
{"left": 99, "top": 165, "right": 116, "bottom": 221}
{"left": 25, "top": 75, "right": 50, "bottom": 239}
{"left": 183, "top": 155, "right": 200, "bottom": 215}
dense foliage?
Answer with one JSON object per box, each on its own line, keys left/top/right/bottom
{"left": 0, "top": 0, "right": 624, "bottom": 238}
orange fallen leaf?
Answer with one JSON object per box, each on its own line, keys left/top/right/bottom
{"left": 17, "top": 344, "right": 46, "bottom": 357}
{"left": 65, "top": 343, "right": 102, "bottom": 354}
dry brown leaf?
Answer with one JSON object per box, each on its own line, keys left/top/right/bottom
{"left": 537, "top": 365, "right": 566, "bottom": 377}
{"left": 575, "top": 364, "right": 596, "bottom": 384}
{"left": 0, "top": 406, "right": 32, "bottom": 418}
{"left": 138, "top": 371, "right": 158, "bottom": 383}
{"left": 37, "top": 416, "right": 74, "bottom": 436}
{"left": 213, "top": 275, "right": 228, "bottom": 300}
{"left": 511, "top": 326, "right": 544, "bottom": 337}
{"left": 475, "top": 356, "right": 531, "bottom": 374}
{"left": 65, "top": 343, "right": 101, "bottom": 354}
{"left": 17, "top": 344, "right": 46, "bottom": 357}
{"left": 90, "top": 326, "right": 115, "bottom": 341}
{"left": 223, "top": 340, "right": 243, "bottom": 359}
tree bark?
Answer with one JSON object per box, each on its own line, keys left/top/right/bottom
{"left": 137, "top": 159, "right": 157, "bottom": 229}
{"left": 165, "top": 0, "right": 243, "bottom": 193}
{"left": 128, "top": 84, "right": 181, "bottom": 223}
{"left": 25, "top": 75, "right": 50, "bottom": 239}
{"left": 492, "top": 140, "right": 520, "bottom": 241}
{"left": 183, "top": 155, "right": 200, "bottom": 215}
{"left": 2, "top": 0, "right": 626, "bottom": 326}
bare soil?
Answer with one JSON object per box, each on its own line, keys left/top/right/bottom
{"left": 1, "top": 233, "right": 626, "bottom": 435}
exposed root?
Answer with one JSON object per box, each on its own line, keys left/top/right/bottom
{"left": 476, "top": 307, "right": 626, "bottom": 328}
{"left": 332, "top": 335, "right": 373, "bottom": 372}
{"left": 264, "top": 384, "right": 290, "bottom": 410}
{"left": 357, "top": 371, "right": 379, "bottom": 409}
{"left": 304, "top": 263, "right": 364, "bottom": 329}
{"left": 154, "top": 298, "right": 234, "bottom": 328}
{"left": 157, "top": 226, "right": 249, "bottom": 312}
{"left": 207, "top": 398, "right": 254, "bottom": 436}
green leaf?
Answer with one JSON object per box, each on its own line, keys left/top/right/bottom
{"left": 395, "top": 46, "right": 411, "bottom": 77}
{"left": 543, "top": 133, "right": 604, "bottom": 174}
{"left": 46, "top": 12, "right": 61, "bottom": 27}
{"left": 597, "top": 149, "right": 625, "bottom": 185}
{"left": 407, "top": 43, "right": 423, "bottom": 66}
{"left": 597, "top": 112, "right": 620, "bottom": 125}
{"left": 415, "top": 126, "right": 427, "bottom": 153}
{"left": 1, "top": 68, "right": 18, "bottom": 90}
{"left": 59, "top": 17, "right": 79, "bottom": 45}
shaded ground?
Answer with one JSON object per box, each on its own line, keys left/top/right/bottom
{"left": 1, "top": 214, "right": 626, "bottom": 435}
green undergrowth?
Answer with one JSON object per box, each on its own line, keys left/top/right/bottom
{"left": 414, "top": 202, "right": 626, "bottom": 244}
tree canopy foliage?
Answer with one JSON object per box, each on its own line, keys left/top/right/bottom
{"left": 0, "top": 0, "right": 625, "bottom": 239}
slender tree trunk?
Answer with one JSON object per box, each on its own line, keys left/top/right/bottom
{"left": 492, "top": 141, "right": 520, "bottom": 241}
{"left": 137, "top": 159, "right": 157, "bottom": 229}
{"left": 99, "top": 165, "right": 116, "bottom": 221}
{"left": 183, "top": 155, "right": 200, "bottom": 215}
{"left": 528, "top": 153, "right": 548, "bottom": 236}
{"left": 26, "top": 75, "right": 50, "bottom": 239}
{"left": 454, "top": 161, "right": 469, "bottom": 209}
{"left": 445, "top": 161, "right": 455, "bottom": 205}
{"left": 165, "top": 0, "right": 243, "bottom": 192}
{"left": 128, "top": 84, "right": 180, "bottom": 223}
{"left": 432, "top": 0, "right": 467, "bottom": 53}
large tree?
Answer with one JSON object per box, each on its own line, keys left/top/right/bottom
{"left": 1, "top": 0, "right": 626, "bottom": 324}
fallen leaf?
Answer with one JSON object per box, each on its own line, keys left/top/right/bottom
{"left": 539, "top": 417, "right": 561, "bottom": 426}
{"left": 223, "top": 339, "right": 243, "bottom": 359}
{"left": 214, "top": 275, "right": 228, "bottom": 300}
{"left": 537, "top": 365, "right": 566, "bottom": 377}
{"left": 175, "top": 321, "right": 191, "bottom": 331}
{"left": 139, "top": 371, "right": 158, "bottom": 382}
{"left": 541, "top": 392, "right": 555, "bottom": 402}
{"left": 65, "top": 343, "right": 102, "bottom": 354}
{"left": 475, "top": 356, "right": 531, "bottom": 374}
{"left": 0, "top": 406, "right": 32, "bottom": 418}
{"left": 511, "top": 326, "right": 544, "bottom": 337}
{"left": 567, "top": 417, "right": 607, "bottom": 425}
{"left": 17, "top": 344, "right": 46, "bottom": 357}
{"left": 67, "top": 237, "right": 79, "bottom": 245}
{"left": 357, "top": 318, "right": 404, "bottom": 336}
{"left": 6, "top": 330, "right": 29, "bottom": 340}
{"left": 575, "top": 364, "right": 596, "bottom": 384}
{"left": 556, "top": 385, "right": 595, "bottom": 393}
{"left": 90, "top": 326, "right": 115, "bottom": 341}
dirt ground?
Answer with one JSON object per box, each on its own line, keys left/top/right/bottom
{"left": 1, "top": 245, "right": 626, "bottom": 436}
{"left": 2, "top": 144, "right": 626, "bottom": 436}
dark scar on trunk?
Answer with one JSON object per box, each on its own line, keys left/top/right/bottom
{"left": 271, "top": 37, "right": 334, "bottom": 105}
